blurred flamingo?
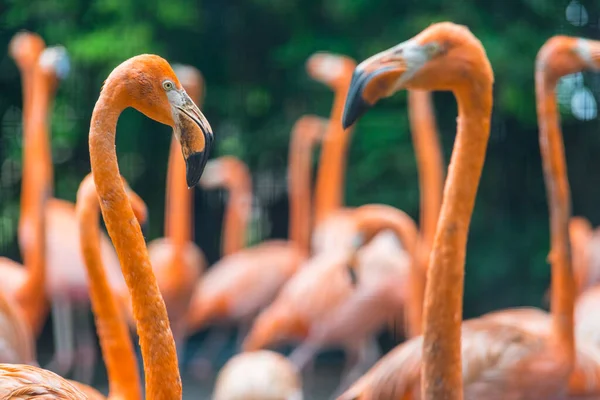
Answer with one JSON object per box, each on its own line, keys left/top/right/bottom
{"left": 308, "top": 52, "right": 357, "bottom": 227}
{"left": 5, "top": 32, "right": 134, "bottom": 383}
{"left": 0, "top": 32, "right": 50, "bottom": 337}
{"left": 1, "top": 53, "right": 213, "bottom": 400}
{"left": 286, "top": 204, "right": 419, "bottom": 394}
{"left": 213, "top": 350, "right": 303, "bottom": 400}
{"left": 186, "top": 114, "right": 324, "bottom": 375}
{"left": 243, "top": 90, "right": 443, "bottom": 390}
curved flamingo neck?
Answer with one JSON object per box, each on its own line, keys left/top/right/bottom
{"left": 76, "top": 176, "right": 142, "bottom": 400}
{"left": 535, "top": 67, "right": 575, "bottom": 362}
{"left": 313, "top": 80, "right": 354, "bottom": 225}
{"left": 422, "top": 78, "right": 493, "bottom": 400}
{"left": 288, "top": 116, "right": 323, "bottom": 252}
{"left": 221, "top": 167, "right": 252, "bottom": 257}
{"left": 407, "top": 90, "right": 444, "bottom": 336}
{"left": 89, "top": 87, "right": 181, "bottom": 399}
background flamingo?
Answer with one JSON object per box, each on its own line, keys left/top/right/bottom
{"left": 186, "top": 115, "right": 324, "bottom": 375}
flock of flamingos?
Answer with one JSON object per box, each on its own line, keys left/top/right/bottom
{"left": 0, "top": 20, "right": 599, "bottom": 400}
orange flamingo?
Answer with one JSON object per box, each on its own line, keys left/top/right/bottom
{"left": 308, "top": 52, "right": 357, "bottom": 227}
{"left": 5, "top": 32, "right": 132, "bottom": 382}
{"left": 288, "top": 204, "right": 419, "bottom": 393}
{"left": 185, "top": 117, "right": 324, "bottom": 372}
{"left": 239, "top": 52, "right": 357, "bottom": 355}
{"left": 243, "top": 90, "right": 443, "bottom": 380}
{"left": 0, "top": 53, "right": 211, "bottom": 399}
{"left": 76, "top": 173, "right": 146, "bottom": 400}
{"left": 0, "top": 32, "right": 50, "bottom": 337}
{"left": 336, "top": 24, "right": 600, "bottom": 400}
{"left": 122, "top": 64, "right": 208, "bottom": 360}
{"left": 212, "top": 350, "right": 303, "bottom": 400}
{"left": 89, "top": 53, "right": 212, "bottom": 399}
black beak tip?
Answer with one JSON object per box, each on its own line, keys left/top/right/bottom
{"left": 342, "top": 72, "right": 373, "bottom": 130}
{"left": 186, "top": 151, "right": 209, "bottom": 188}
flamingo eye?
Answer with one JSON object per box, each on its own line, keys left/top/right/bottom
{"left": 162, "top": 80, "right": 175, "bottom": 91}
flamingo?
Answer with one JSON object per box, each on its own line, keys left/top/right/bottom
{"left": 240, "top": 53, "right": 358, "bottom": 353}
{"left": 335, "top": 24, "right": 600, "bottom": 400}
{"left": 5, "top": 31, "right": 133, "bottom": 383}
{"left": 212, "top": 350, "right": 303, "bottom": 400}
{"left": 0, "top": 32, "right": 51, "bottom": 337}
{"left": 287, "top": 204, "right": 419, "bottom": 391}
{"left": 308, "top": 52, "right": 357, "bottom": 227}
{"left": 186, "top": 116, "right": 324, "bottom": 373}
{"left": 242, "top": 90, "right": 443, "bottom": 386}
{"left": 0, "top": 52, "right": 213, "bottom": 399}
{"left": 121, "top": 64, "right": 208, "bottom": 360}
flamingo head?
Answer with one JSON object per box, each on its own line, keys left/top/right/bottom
{"left": 306, "top": 52, "right": 356, "bottom": 90}
{"left": 106, "top": 54, "right": 214, "bottom": 187}
{"left": 537, "top": 36, "right": 600, "bottom": 79}
{"left": 342, "top": 22, "right": 493, "bottom": 128}
{"left": 8, "top": 31, "right": 45, "bottom": 70}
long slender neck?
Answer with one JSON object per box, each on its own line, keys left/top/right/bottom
{"left": 165, "top": 135, "right": 193, "bottom": 247}
{"left": 77, "top": 178, "right": 142, "bottom": 400}
{"left": 536, "top": 68, "right": 575, "bottom": 363}
{"left": 15, "top": 67, "right": 51, "bottom": 335}
{"left": 421, "top": 81, "right": 493, "bottom": 400}
{"left": 221, "top": 169, "right": 252, "bottom": 257}
{"left": 313, "top": 81, "right": 353, "bottom": 225}
{"left": 288, "top": 116, "right": 322, "bottom": 252}
{"left": 89, "top": 90, "right": 182, "bottom": 400}
{"left": 407, "top": 90, "right": 444, "bottom": 337}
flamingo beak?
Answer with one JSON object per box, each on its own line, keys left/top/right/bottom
{"left": 342, "top": 65, "right": 405, "bottom": 129}
{"left": 174, "top": 92, "right": 214, "bottom": 188}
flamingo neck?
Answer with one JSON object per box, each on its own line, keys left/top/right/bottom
{"left": 77, "top": 177, "right": 142, "bottom": 400}
{"left": 421, "top": 81, "right": 493, "bottom": 400}
{"left": 221, "top": 171, "right": 251, "bottom": 257}
{"left": 165, "top": 135, "right": 193, "bottom": 248}
{"left": 89, "top": 90, "right": 182, "bottom": 400}
{"left": 314, "top": 84, "right": 353, "bottom": 225}
{"left": 288, "top": 116, "right": 322, "bottom": 252}
{"left": 15, "top": 67, "right": 51, "bottom": 334}
{"left": 407, "top": 89, "right": 444, "bottom": 337}
{"left": 536, "top": 69, "right": 575, "bottom": 362}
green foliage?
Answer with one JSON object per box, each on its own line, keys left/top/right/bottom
{"left": 0, "top": 0, "right": 599, "bottom": 318}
